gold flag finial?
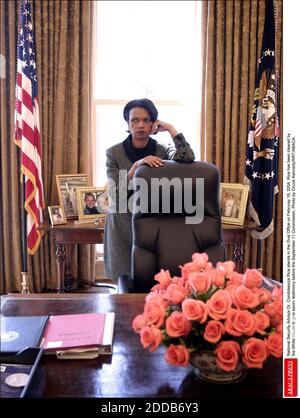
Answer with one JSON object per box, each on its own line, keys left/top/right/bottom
{"left": 21, "top": 272, "right": 30, "bottom": 294}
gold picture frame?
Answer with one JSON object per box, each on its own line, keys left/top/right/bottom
{"left": 56, "top": 174, "right": 89, "bottom": 219}
{"left": 76, "top": 187, "right": 108, "bottom": 221}
{"left": 48, "top": 205, "right": 67, "bottom": 226}
{"left": 220, "top": 183, "right": 250, "bottom": 226}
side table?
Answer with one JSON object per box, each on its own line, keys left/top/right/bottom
{"left": 38, "top": 221, "right": 105, "bottom": 292}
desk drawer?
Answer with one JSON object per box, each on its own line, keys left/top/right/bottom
{"left": 54, "top": 230, "right": 104, "bottom": 244}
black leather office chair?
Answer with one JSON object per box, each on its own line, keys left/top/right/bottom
{"left": 118, "top": 160, "right": 225, "bottom": 293}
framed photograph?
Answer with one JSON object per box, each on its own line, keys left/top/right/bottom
{"left": 48, "top": 205, "right": 67, "bottom": 226}
{"left": 76, "top": 187, "right": 109, "bottom": 221}
{"left": 220, "top": 183, "right": 250, "bottom": 226}
{"left": 56, "top": 174, "right": 89, "bottom": 219}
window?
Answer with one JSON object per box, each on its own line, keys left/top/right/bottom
{"left": 92, "top": 0, "right": 202, "bottom": 187}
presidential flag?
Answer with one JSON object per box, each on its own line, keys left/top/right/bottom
{"left": 245, "top": 0, "right": 279, "bottom": 239}
{"left": 15, "top": 0, "right": 44, "bottom": 255}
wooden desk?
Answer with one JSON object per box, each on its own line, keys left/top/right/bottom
{"left": 1, "top": 293, "right": 282, "bottom": 398}
{"left": 39, "top": 220, "right": 260, "bottom": 292}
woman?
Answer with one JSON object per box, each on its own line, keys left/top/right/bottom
{"left": 104, "top": 98, "right": 195, "bottom": 281}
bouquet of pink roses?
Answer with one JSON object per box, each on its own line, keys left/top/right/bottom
{"left": 132, "top": 253, "right": 282, "bottom": 372}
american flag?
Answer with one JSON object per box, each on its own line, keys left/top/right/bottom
{"left": 245, "top": 0, "right": 279, "bottom": 239}
{"left": 15, "top": 0, "right": 44, "bottom": 255}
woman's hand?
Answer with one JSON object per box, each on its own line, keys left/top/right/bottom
{"left": 139, "top": 155, "right": 164, "bottom": 168}
{"left": 151, "top": 120, "right": 178, "bottom": 137}
{"left": 128, "top": 155, "right": 164, "bottom": 178}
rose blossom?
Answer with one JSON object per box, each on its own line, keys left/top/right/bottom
{"left": 132, "top": 314, "right": 148, "bottom": 333}
{"left": 227, "top": 271, "right": 243, "bottom": 286}
{"left": 242, "top": 338, "right": 269, "bottom": 368}
{"left": 164, "top": 344, "right": 190, "bottom": 367}
{"left": 214, "top": 340, "right": 241, "bottom": 372}
{"left": 206, "top": 289, "right": 232, "bottom": 320}
{"left": 224, "top": 283, "right": 239, "bottom": 301}
{"left": 182, "top": 299, "right": 207, "bottom": 323}
{"left": 275, "top": 323, "right": 283, "bottom": 335}
{"left": 140, "top": 326, "right": 163, "bottom": 352}
{"left": 233, "top": 285, "right": 260, "bottom": 309}
{"left": 225, "top": 308, "right": 257, "bottom": 337}
{"left": 192, "top": 252, "right": 209, "bottom": 270}
{"left": 180, "top": 262, "right": 199, "bottom": 280}
{"left": 254, "top": 311, "right": 270, "bottom": 335}
{"left": 172, "top": 276, "right": 187, "bottom": 288}
{"left": 187, "top": 271, "right": 212, "bottom": 294}
{"left": 205, "top": 262, "right": 213, "bottom": 271}
{"left": 264, "top": 300, "right": 282, "bottom": 326}
{"left": 154, "top": 269, "right": 172, "bottom": 288}
{"left": 166, "top": 311, "right": 192, "bottom": 337}
{"left": 163, "top": 283, "right": 187, "bottom": 305}
{"left": 211, "top": 269, "right": 226, "bottom": 288}
{"left": 252, "top": 287, "right": 273, "bottom": 304}
{"left": 204, "top": 320, "right": 225, "bottom": 344}
{"left": 144, "top": 296, "right": 166, "bottom": 328}
{"left": 216, "top": 260, "right": 235, "bottom": 277}
{"left": 265, "top": 333, "right": 282, "bottom": 358}
{"left": 243, "top": 268, "right": 263, "bottom": 288}
{"left": 145, "top": 289, "right": 166, "bottom": 302}
{"left": 150, "top": 283, "right": 166, "bottom": 293}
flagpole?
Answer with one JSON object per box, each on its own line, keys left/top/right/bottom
{"left": 15, "top": 0, "right": 44, "bottom": 292}
{"left": 256, "top": 240, "right": 263, "bottom": 274}
{"left": 21, "top": 175, "right": 30, "bottom": 293}
{"left": 244, "top": 0, "right": 279, "bottom": 242}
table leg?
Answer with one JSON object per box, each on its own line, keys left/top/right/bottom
{"left": 64, "top": 244, "right": 74, "bottom": 292}
{"left": 56, "top": 243, "right": 65, "bottom": 293}
{"left": 233, "top": 241, "right": 243, "bottom": 273}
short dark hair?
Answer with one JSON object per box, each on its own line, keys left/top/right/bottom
{"left": 123, "top": 98, "right": 158, "bottom": 122}
{"left": 84, "top": 193, "right": 95, "bottom": 201}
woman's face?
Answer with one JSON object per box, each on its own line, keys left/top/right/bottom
{"left": 128, "top": 107, "right": 153, "bottom": 140}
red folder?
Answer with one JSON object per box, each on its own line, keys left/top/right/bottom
{"left": 40, "top": 312, "right": 115, "bottom": 359}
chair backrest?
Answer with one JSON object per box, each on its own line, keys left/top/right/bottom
{"left": 131, "top": 160, "right": 225, "bottom": 292}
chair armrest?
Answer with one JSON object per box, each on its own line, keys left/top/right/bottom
{"left": 77, "top": 279, "right": 118, "bottom": 293}
{"left": 94, "top": 283, "right": 118, "bottom": 291}
{"left": 118, "top": 275, "right": 134, "bottom": 293}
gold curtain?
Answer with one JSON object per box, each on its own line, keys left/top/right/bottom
{"left": 0, "top": 0, "right": 95, "bottom": 293}
{"left": 200, "top": 0, "right": 283, "bottom": 281}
